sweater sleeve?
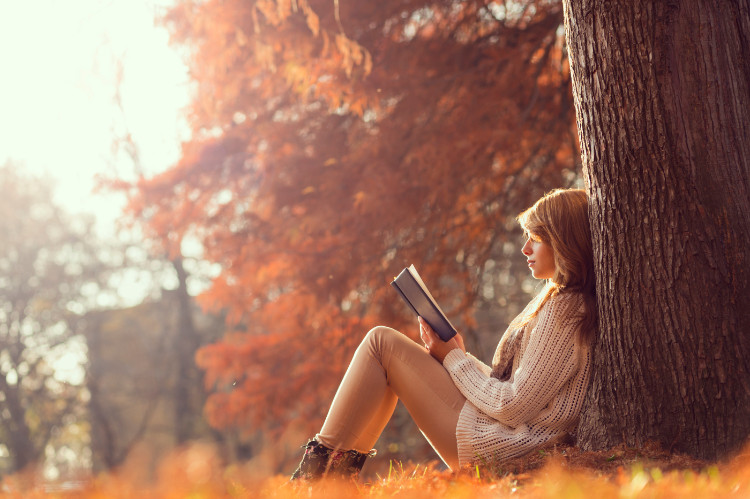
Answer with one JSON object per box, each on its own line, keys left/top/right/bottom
{"left": 443, "top": 294, "right": 582, "bottom": 428}
{"left": 465, "top": 352, "right": 492, "bottom": 376}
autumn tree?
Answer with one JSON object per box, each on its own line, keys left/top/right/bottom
{"left": 0, "top": 163, "right": 108, "bottom": 473}
{"left": 562, "top": 0, "right": 750, "bottom": 459}
{"left": 120, "top": 0, "right": 582, "bottom": 451}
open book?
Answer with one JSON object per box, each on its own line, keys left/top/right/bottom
{"left": 391, "top": 265, "right": 457, "bottom": 341}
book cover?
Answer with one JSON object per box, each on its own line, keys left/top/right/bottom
{"left": 391, "top": 265, "right": 457, "bottom": 341}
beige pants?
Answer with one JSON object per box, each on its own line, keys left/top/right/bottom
{"left": 315, "top": 326, "right": 466, "bottom": 470}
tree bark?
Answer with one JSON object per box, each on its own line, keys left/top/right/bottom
{"left": 562, "top": 0, "right": 750, "bottom": 460}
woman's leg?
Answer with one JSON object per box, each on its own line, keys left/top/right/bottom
{"left": 315, "top": 326, "right": 466, "bottom": 469}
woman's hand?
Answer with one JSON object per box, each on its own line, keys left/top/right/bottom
{"left": 419, "top": 316, "right": 466, "bottom": 363}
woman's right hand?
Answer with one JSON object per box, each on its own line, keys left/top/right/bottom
{"left": 454, "top": 331, "right": 465, "bottom": 352}
{"left": 419, "top": 317, "right": 466, "bottom": 363}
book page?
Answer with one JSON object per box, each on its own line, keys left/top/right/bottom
{"left": 407, "top": 265, "right": 454, "bottom": 327}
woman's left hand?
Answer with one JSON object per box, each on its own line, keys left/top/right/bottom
{"left": 419, "top": 316, "right": 466, "bottom": 363}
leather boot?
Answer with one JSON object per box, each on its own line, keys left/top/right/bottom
{"left": 290, "top": 439, "right": 376, "bottom": 481}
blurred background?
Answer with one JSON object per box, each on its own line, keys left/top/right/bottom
{"left": 0, "top": 0, "right": 581, "bottom": 483}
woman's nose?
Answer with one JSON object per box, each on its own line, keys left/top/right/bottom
{"left": 522, "top": 239, "right": 532, "bottom": 255}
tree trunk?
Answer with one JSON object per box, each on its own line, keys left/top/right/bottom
{"left": 172, "top": 257, "right": 201, "bottom": 445}
{"left": 0, "top": 375, "right": 37, "bottom": 472}
{"left": 562, "top": 0, "right": 750, "bottom": 460}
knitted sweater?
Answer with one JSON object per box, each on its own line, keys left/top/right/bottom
{"left": 443, "top": 291, "right": 591, "bottom": 467}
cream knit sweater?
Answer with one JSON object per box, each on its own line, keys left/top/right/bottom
{"left": 443, "top": 291, "right": 592, "bottom": 467}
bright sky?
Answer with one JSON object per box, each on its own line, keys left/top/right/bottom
{"left": 0, "top": 1, "right": 200, "bottom": 394}
{"left": 0, "top": 0, "right": 189, "bottom": 235}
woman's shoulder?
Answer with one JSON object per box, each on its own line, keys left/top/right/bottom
{"left": 547, "top": 288, "right": 584, "bottom": 306}
{"left": 540, "top": 289, "right": 586, "bottom": 319}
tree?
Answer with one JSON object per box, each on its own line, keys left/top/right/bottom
{"left": 85, "top": 281, "right": 227, "bottom": 473}
{"left": 562, "top": 0, "right": 750, "bottom": 459}
{"left": 0, "top": 163, "right": 108, "bottom": 473}
{"left": 107, "top": 69, "right": 220, "bottom": 451}
{"left": 119, "top": 0, "right": 582, "bottom": 445}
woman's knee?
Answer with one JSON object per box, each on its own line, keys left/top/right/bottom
{"left": 365, "top": 325, "right": 399, "bottom": 346}
{"left": 363, "top": 326, "right": 410, "bottom": 357}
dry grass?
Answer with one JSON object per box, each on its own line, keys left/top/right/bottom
{"left": 2, "top": 442, "right": 749, "bottom": 498}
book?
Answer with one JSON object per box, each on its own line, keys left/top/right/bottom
{"left": 391, "top": 265, "right": 457, "bottom": 341}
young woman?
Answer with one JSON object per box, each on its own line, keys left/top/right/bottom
{"left": 291, "top": 188, "right": 597, "bottom": 479}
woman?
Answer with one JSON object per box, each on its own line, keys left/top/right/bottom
{"left": 291, "top": 188, "right": 597, "bottom": 479}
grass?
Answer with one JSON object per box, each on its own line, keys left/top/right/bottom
{"left": 2, "top": 442, "right": 749, "bottom": 498}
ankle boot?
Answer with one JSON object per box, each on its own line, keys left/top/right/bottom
{"left": 290, "top": 439, "right": 376, "bottom": 481}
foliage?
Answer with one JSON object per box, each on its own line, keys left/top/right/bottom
{"left": 0, "top": 163, "right": 109, "bottom": 473}
{"left": 2, "top": 442, "right": 750, "bottom": 497}
{"left": 114, "top": 0, "right": 581, "bottom": 440}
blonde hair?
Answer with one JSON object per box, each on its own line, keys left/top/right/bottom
{"left": 515, "top": 189, "right": 597, "bottom": 345}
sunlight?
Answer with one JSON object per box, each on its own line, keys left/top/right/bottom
{"left": 50, "top": 336, "right": 87, "bottom": 386}
{"left": 0, "top": 0, "right": 189, "bottom": 240}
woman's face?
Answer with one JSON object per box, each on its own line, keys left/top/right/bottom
{"left": 522, "top": 234, "right": 556, "bottom": 280}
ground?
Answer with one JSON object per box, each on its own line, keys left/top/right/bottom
{"left": 2, "top": 441, "right": 748, "bottom": 497}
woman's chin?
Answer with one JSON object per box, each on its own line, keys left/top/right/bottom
{"left": 530, "top": 269, "right": 553, "bottom": 280}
